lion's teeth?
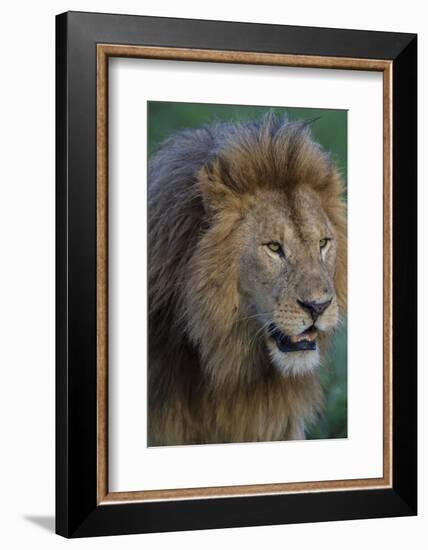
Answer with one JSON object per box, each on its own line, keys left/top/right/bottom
{"left": 291, "top": 329, "right": 317, "bottom": 343}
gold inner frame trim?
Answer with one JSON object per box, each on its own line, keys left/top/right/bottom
{"left": 96, "top": 44, "right": 393, "bottom": 504}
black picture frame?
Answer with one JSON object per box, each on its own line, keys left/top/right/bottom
{"left": 56, "top": 10, "right": 417, "bottom": 538}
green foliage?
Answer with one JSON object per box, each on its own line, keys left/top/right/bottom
{"left": 148, "top": 101, "right": 347, "bottom": 440}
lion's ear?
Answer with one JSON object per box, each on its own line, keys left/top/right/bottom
{"left": 198, "top": 159, "right": 239, "bottom": 215}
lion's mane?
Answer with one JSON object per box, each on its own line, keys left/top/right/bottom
{"left": 148, "top": 114, "right": 346, "bottom": 445}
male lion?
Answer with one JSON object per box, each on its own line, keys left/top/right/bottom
{"left": 148, "top": 114, "right": 346, "bottom": 445}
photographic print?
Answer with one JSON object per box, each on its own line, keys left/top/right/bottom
{"left": 57, "top": 13, "right": 417, "bottom": 536}
{"left": 148, "top": 102, "right": 347, "bottom": 446}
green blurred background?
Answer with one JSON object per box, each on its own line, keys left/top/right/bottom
{"left": 148, "top": 101, "right": 347, "bottom": 440}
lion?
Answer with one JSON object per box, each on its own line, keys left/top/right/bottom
{"left": 148, "top": 113, "right": 346, "bottom": 445}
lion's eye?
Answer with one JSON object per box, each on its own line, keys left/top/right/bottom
{"left": 319, "top": 238, "right": 330, "bottom": 250}
{"left": 266, "top": 241, "right": 284, "bottom": 255}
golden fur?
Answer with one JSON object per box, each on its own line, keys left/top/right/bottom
{"left": 148, "top": 114, "right": 346, "bottom": 445}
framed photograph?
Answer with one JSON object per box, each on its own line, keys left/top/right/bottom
{"left": 56, "top": 11, "right": 417, "bottom": 538}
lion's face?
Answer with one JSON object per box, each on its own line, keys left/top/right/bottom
{"left": 236, "top": 187, "right": 339, "bottom": 375}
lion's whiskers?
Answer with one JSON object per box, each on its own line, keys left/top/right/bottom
{"left": 236, "top": 311, "right": 273, "bottom": 324}
{"left": 248, "top": 319, "right": 272, "bottom": 349}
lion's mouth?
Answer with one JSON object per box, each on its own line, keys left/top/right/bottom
{"left": 268, "top": 323, "right": 318, "bottom": 353}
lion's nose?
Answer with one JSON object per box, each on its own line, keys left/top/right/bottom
{"left": 297, "top": 298, "right": 332, "bottom": 321}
